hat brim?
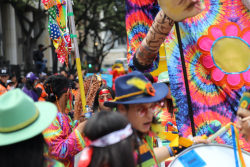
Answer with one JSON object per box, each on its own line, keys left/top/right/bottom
{"left": 0, "top": 102, "right": 57, "bottom": 146}
{"left": 104, "top": 83, "right": 168, "bottom": 108}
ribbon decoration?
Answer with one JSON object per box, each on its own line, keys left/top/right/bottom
{"left": 42, "top": 0, "right": 70, "bottom": 67}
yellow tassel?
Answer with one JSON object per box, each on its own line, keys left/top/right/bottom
{"left": 127, "top": 77, "right": 147, "bottom": 91}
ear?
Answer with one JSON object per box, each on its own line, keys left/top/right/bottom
{"left": 117, "top": 104, "right": 127, "bottom": 116}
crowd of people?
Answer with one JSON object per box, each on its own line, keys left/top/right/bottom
{"left": 2, "top": 0, "right": 250, "bottom": 166}
{"left": 1, "top": 65, "right": 250, "bottom": 167}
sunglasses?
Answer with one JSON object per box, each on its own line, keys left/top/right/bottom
{"left": 237, "top": 115, "right": 250, "bottom": 122}
{"left": 136, "top": 103, "right": 159, "bottom": 117}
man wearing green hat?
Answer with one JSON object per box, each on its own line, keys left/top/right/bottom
{"left": 0, "top": 89, "right": 64, "bottom": 167}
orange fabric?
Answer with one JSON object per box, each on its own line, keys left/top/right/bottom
{"left": 0, "top": 84, "right": 8, "bottom": 96}
{"left": 72, "top": 89, "right": 79, "bottom": 99}
{"left": 35, "top": 83, "right": 47, "bottom": 101}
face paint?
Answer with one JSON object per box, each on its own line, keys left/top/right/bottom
{"left": 99, "top": 93, "right": 113, "bottom": 102}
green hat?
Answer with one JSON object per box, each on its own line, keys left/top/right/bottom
{"left": 157, "top": 71, "right": 170, "bottom": 83}
{"left": 0, "top": 89, "right": 57, "bottom": 146}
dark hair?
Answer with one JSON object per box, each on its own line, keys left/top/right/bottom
{"left": 39, "top": 76, "right": 46, "bottom": 83}
{"left": 44, "top": 75, "right": 70, "bottom": 102}
{"left": 84, "top": 111, "right": 136, "bottom": 167}
{"left": 93, "top": 85, "right": 115, "bottom": 112}
{"left": 25, "top": 78, "right": 36, "bottom": 92}
{"left": 165, "top": 83, "right": 174, "bottom": 116}
{"left": 0, "top": 134, "right": 45, "bottom": 167}
{"left": 143, "top": 73, "right": 154, "bottom": 83}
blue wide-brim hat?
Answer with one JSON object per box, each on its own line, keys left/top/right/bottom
{"left": 104, "top": 71, "right": 168, "bottom": 107}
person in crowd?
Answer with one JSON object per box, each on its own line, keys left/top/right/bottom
{"left": 18, "top": 76, "right": 26, "bottom": 89}
{"left": 35, "top": 76, "right": 47, "bottom": 101}
{"left": 7, "top": 80, "right": 15, "bottom": 90}
{"left": 93, "top": 85, "right": 115, "bottom": 112}
{"left": 155, "top": 71, "right": 177, "bottom": 132}
{"left": 0, "top": 89, "right": 63, "bottom": 167}
{"left": 34, "top": 44, "right": 50, "bottom": 73}
{"left": 22, "top": 72, "right": 39, "bottom": 102}
{"left": 9, "top": 74, "right": 18, "bottom": 88}
{"left": 104, "top": 71, "right": 210, "bottom": 166}
{"left": 43, "top": 75, "right": 86, "bottom": 167}
{"left": 0, "top": 68, "right": 10, "bottom": 96}
{"left": 72, "top": 76, "right": 79, "bottom": 99}
{"left": 77, "top": 111, "right": 136, "bottom": 167}
{"left": 237, "top": 91, "right": 250, "bottom": 142}
{"left": 61, "top": 70, "right": 68, "bottom": 78}
{"left": 68, "top": 73, "right": 75, "bottom": 90}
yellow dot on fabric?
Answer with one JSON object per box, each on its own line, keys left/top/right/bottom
{"left": 212, "top": 38, "right": 250, "bottom": 73}
{"left": 241, "top": 100, "right": 248, "bottom": 108}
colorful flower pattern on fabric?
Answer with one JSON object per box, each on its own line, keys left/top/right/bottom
{"left": 198, "top": 22, "right": 250, "bottom": 89}
{"left": 43, "top": 112, "right": 85, "bottom": 167}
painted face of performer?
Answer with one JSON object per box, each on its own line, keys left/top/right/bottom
{"left": 98, "top": 89, "right": 113, "bottom": 111}
{"left": 118, "top": 103, "right": 159, "bottom": 133}
{"left": 236, "top": 107, "right": 250, "bottom": 142}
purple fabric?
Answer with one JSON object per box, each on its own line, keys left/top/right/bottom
{"left": 22, "top": 85, "right": 38, "bottom": 102}
{"left": 26, "top": 73, "right": 38, "bottom": 82}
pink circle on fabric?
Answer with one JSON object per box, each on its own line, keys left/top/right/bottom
{"left": 210, "top": 27, "right": 224, "bottom": 39}
{"left": 243, "top": 70, "right": 250, "bottom": 82}
{"left": 212, "top": 68, "right": 225, "bottom": 81}
{"left": 225, "top": 25, "right": 239, "bottom": 36}
{"left": 203, "top": 56, "right": 214, "bottom": 68}
{"left": 242, "top": 31, "right": 250, "bottom": 45}
{"left": 199, "top": 37, "right": 214, "bottom": 51}
{"left": 227, "top": 74, "right": 241, "bottom": 86}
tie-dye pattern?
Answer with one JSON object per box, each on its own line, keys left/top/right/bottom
{"left": 155, "top": 108, "right": 177, "bottom": 132}
{"left": 46, "top": 157, "right": 64, "bottom": 167}
{"left": 43, "top": 112, "right": 85, "bottom": 167}
{"left": 126, "top": 0, "right": 250, "bottom": 151}
{"left": 126, "top": 0, "right": 160, "bottom": 72}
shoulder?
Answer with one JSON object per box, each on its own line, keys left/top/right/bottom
{"left": 45, "top": 158, "right": 64, "bottom": 167}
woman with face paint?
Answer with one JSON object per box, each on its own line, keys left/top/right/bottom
{"left": 236, "top": 91, "right": 250, "bottom": 143}
{"left": 93, "top": 85, "right": 115, "bottom": 112}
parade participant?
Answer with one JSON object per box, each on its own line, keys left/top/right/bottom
{"left": 22, "top": 72, "right": 39, "bottom": 102}
{"left": 104, "top": 71, "right": 210, "bottom": 166}
{"left": 156, "top": 71, "right": 177, "bottom": 132}
{"left": 93, "top": 85, "right": 115, "bottom": 112}
{"left": 43, "top": 75, "right": 86, "bottom": 167}
{"left": 237, "top": 91, "right": 250, "bottom": 142}
{"left": 126, "top": 0, "right": 250, "bottom": 150}
{"left": 35, "top": 76, "right": 47, "bottom": 101}
{"left": 78, "top": 111, "right": 136, "bottom": 167}
{"left": 74, "top": 75, "right": 102, "bottom": 120}
{"left": 0, "top": 68, "right": 9, "bottom": 96}
{"left": 0, "top": 89, "right": 63, "bottom": 167}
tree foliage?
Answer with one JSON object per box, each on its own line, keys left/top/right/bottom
{"left": 73, "top": 0, "right": 126, "bottom": 71}
{"left": 1, "top": 0, "right": 47, "bottom": 71}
